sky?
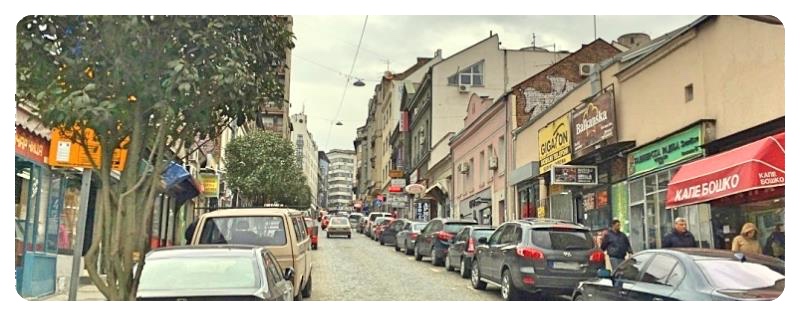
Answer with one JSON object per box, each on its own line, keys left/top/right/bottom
{"left": 288, "top": 15, "right": 702, "bottom": 152}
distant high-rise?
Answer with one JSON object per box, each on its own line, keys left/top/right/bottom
{"left": 326, "top": 149, "right": 356, "bottom": 212}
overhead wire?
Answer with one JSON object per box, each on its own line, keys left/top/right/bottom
{"left": 324, "top": 15, "right": 369, "bottom": 151}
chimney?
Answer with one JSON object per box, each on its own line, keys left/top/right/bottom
{"left": 435, "top": 49, "right": 442, "bottom": 58}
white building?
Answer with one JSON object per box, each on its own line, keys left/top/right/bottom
{"left": 326, "top": 149, "right": 357, "bottom": 212}
{"left": 290, "top": 113, "right": 320, "bottom": 210}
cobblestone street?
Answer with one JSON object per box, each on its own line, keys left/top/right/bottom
{"left": 310, "top": 231, "right": 503, "bottom": 301}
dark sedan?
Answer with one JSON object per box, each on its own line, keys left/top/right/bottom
{"left": 572, "top": 248, "right": 785, "bottom": 301}
{"left": 445, "top": 225, "right": 495, "bottom": 278}
{"left": 414, "top": 218, "right": 478, "bottom": 266}
{"left": 136, "top": 245, "right": 295, "bottom": 301}
{"left": 396, "top": 222, "right": 428, "bottom": 255}
{"left": 380, "top": 219, "right": 412, "bottom": 246}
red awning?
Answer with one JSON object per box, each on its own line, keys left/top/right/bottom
{"left": 666, "top": 132, "right": 784, "bottom": 208}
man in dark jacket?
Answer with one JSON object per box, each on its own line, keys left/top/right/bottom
{"left": 662, "top": 217, "right": 697, "bottom": 248}
{"left": 601, "top": 219, "right": 633, "bottom": 269}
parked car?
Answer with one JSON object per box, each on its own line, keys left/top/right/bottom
{"left": 304, "top": 217, "right": 319, "bottom": 250}
{"left": 445, "top": 225, "right": 495, "bottom": 278}
{"left": 379, "top": 219, "right": 411, "bottom": 246}
{"left": 348, "top": 213, "right": 364, "bottom": 230}
{"left": 190, "top": 208, "right": 313, "bottom": 301}
{"left": 396, "top": 222, "right": 428, "bottom": 255}
{"left": 327, "top": 217, "right": 352, "bottom": 239}
{"left": 364, "top": 212, "right": 392, "bottom": 238}
{"left": 136, "top": 245, "right": 294, "bottom": 301}
{"left": 572, "top": 248, "right": 785, "bottom": 301}
{"left": 414, "top": 218, "right": 478, "bottom": 266}
{"left": 372, "top": 217, "right": 393, "bottom": 241}
{"left": 358, "top": 217, "right": 369, "bottom": 234}
{"left": 470, "top": 218, "right": 604, "bottom": 301}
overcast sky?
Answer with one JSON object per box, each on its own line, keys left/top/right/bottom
{"left": 288, "top": 15, "right": 701, "bottom": 152}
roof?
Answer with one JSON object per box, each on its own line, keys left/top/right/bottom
{"left": 638, "top": 248, "right": 785, "bottom": 267}
{"left": 517, "top": 218, "right": 588, "bottom": 230}
{"left": 616, "top": 16, "right": 713, "bottom": 74}
{"left": 430, "top": 34, "right": 499, "bottom": 69}
{"left": 146, "top": 245, "right": 261, "bottom": 259}
{"left": 199, "top": 208, "right": 304, "bottom": 218}
{"left": 393, "top": 57, "right": 434, "bottom": 81}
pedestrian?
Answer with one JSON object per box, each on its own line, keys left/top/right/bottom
{"left": 662, "top": 217, "right": 697, "bottom": 248}
{"left": 764, "top": 223, "right": 785, "bottom": 260}
{"left": 732, "top": 222, "right": 762, "bottom": 256}
{"left": 601, "top": 219, "right": 633, "bottom": 269}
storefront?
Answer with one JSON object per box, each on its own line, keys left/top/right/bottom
{"left": 626, "top": 122, "right": 715, "bottom": 251}
{"left": 15, "top": 122, "right": 61, "bottom": 298}
{"left": 459, "top": 188, "right": 492, "bottom": 225}
{"left": 667, "top": 131, "right": 784, "bottom": 253}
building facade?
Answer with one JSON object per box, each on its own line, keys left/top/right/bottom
{"left": 318, "top": 151, "right": 330, "bottom": 212}
{"left": 290, "top": 113, "right": 320, "bottom": 210}
{"left": 511, "top": 16, "right": 784, "bottom": 252}
{"left": 326, "top": 149, "right": 357, "bottom": 212}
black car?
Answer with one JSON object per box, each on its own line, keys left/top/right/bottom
{"left": 396, "top": 221, "right": 428, "bottom": 255}
{"left": 471, "top": 218, "right": 604, "bottom": 300}
{"left": 348, "top": 213, "right": 364, "bottom": 230}
{"left": 414, "top": 218, "right": 478, "bottom": 266}
{"left": 572, "top": 248, "right": 785, "bottom": 301}
{"left": 136, "top": 245, "right": 295, "bottom": 301}
{"left": 445, "top": 225, "right": 495, "bottom": 278}
{"left": 380, "top": 219, "right": 413, "bottom": 246}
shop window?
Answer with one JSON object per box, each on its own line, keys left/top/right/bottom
{"left": 58, "top": 185, "right": 81, "bottom": 255}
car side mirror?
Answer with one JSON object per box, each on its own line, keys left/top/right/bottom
{"left": 284, "top": 267, "right": 295, "bottom": 281}
{"left": 478, "top": 237, "right": 488, "bottom": 245}
{"left": 596, "top": 268, "right": 612, "bottom": 279}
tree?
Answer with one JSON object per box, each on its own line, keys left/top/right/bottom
{"left": 16, "top": 16, "right": 294, "bottom": 300}
{"left": 224, "top": 130, "right": 312, "bottom": 208}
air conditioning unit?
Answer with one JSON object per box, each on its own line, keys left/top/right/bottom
{"left": 458, "top": 84, "right": 470, "bottom": 94}
{"left": 459, "top": 162, "right": 471, "bottom": 174}
{"left": 579, "top": 63, "right": 596, "bottom": 77}
{"left": 488, "top": 156, "right": 498, "bottom": 170}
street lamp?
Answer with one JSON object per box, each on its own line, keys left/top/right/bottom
{"left": 336, "top": 121, "right": 344, "bottom": 126}
{"left": 353, "top": 78, "right": 366, "bottom": 87}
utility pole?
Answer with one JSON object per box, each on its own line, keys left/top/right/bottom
{"left": 594, "top": 16, "right": 598, "bottom": 40}
{"left": 68, "top": 168, "right": 92, "bottom": 301}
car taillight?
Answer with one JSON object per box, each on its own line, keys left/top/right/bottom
{"left": 437, "top": 231, "right": 454, "bottom": 241}
{"left": 516, "top": 247, "right": 545, "bottom": 261}
{"left": 409, "top": 233, "right": 418, "bottom": 239}
{"left": 589, "top": 250, "right": 605, "bottom": 263}
{"left": 467, "top": 238, "right": 475, "bottom": 253}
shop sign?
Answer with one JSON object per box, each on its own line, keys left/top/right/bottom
{"left": 572, "top": 89, "right": 617, "bottom": 157}
{"left": 389, "top": 169, "right": 405, "bottom": 178}
{"left": 199, "top": 173, "right": 220, "bottom": 198}
{"left": 538, "top": 113, "right": 572, "bottom": 173}
{"left": 629, "top": 124, "right": 703, "bottom": 177}
{"left": 612, "top": 182, "right": 629, "bottom": 234}
{"left": 48, "top": 127, "right": 129, "bottom": 171}
{"left": 391, "top": 178, "right": 407, "bottom": 187}
{"left": 582, "top": 192, "right": 596, "bottom": 211}
{"left": 15, "top": 126, "right": 49, "bottom": 164}
{"left": 537, "top": 206, "right": 546, "bottom": 218}
{"left": 551, "top": 165, "right": 598, "bottom": 185}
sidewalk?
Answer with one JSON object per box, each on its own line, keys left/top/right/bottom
{"left": 38, "top": 283, "right": 107, "bottom": 301}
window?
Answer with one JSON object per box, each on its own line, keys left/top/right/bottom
{"left": 139, "top": 256, "right": 259, "bottom": 291}
{"left": 479, "top": 151, "right": 485, "bottom": 183}
{"left": 697, "top": 260, "right": 784, "bottom": 290}
{"left": 615, "top": 253, "right": 654, "bottom": 281}
{"left": 641, "top": 255, "right": 680, "bottom": 286}
{"left": 685, "top": 84, "right": 694, "bottom": 102}
{"left": 448, "top": 61, "right": 484, "bottom": 86}
{"left": 198, "top": 216, "right": 288, "bottom": 246}
{"left": 489, "top": 225, "right": 510, "bottom": 245}
{"left": 498, "top": 137, "right": 505, "bottom": 171}
{"left": 529, "top": 228, "right": 594, "bottom": 250}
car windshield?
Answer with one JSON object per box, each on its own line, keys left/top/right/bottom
{"left": 412, "top": 224, "right": 427, "bottom": 231}
{"left": 697, "top": 260, "right": 785, "bottom": 291}
{"left": 138, "top": 255, "right": 259, "bottom": 291}
{"left": 349, "top": 215, "right": 362, "bottom": 220}
{"left": 444, "top": 223, "right": 475, "bottom": 233}
{"left": 530, "top": 228, "right": 594, "bottom": 250}
{"left": 198, "top": 216, "right": 287, "bottom": 246}
{"left": 331, "top": 218, "right": 349, "bottom": 225}
{"left": 473, "top": 229, "right": 495, "bottom": 239}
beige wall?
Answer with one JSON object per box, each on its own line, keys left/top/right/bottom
{"left": 617, "top": 15, "right": 784, "bottom": 146}
{"left": 431, "top": 36, "right": 566, "bottom": 168}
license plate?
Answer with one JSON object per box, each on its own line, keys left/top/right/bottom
{"left": 551, "top": 261, "right": 581, "bottom": 270}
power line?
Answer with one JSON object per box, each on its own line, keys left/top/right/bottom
{"left": 294, "top": 54, "right": 377, "bottom": 83}
{"left": 325, "top": 15, "right": 369, "bottom": 150}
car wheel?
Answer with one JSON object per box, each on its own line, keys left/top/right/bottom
{"left": 460, "top": 258, "right": 470, "bottom": 278}
{"left": 326, "top": 233, "right": 330, "bottom": 238}
{"left": 445, "top": 254, "right": 454, "bottom": 271}
{"left": 431, "top": 248, "right": 443, "bottom": 266}
{"left": 301, "top": 275, "right": 312, "bottom": 298}
{"left": 414, "top": 245, "right": 423, "bottom": 261}
{"left": 501, "top": 269, "right": 521, "bottom": 301}
{"left": 471, "top": 260, "right": 487, "bottom": 290}
{"left": 405, "top": 241, "right": 414, "bottom": 255}
{"left": 380, "top": 238, "right": 385, "bottom": 245}
{"left": 395, "top": 243, "right": 400, "bottom": 252}
{"left": 312, "top": 244, "right": 317, "bottom": 250}
{"left": 348, "top": 234, "right": 352, "bottom": 239}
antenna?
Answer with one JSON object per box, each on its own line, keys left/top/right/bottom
{"left": 532, "top": 33, "right": 536, "bottom": 48}
{"left": 594, "top": 16, "right": 597, "bottom": 40}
